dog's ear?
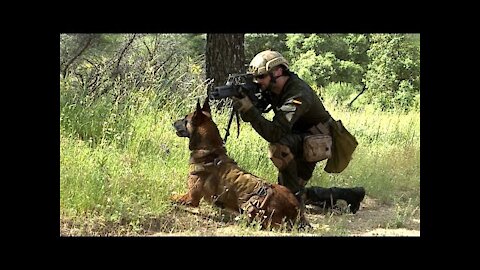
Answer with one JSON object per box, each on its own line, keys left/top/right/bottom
{"left": 196, "top": 99, "right": 202, "bottom": 112}
{"left": 202, "top": 97, "right": 211, "bottom": 114}
{"left": 192, "top": 99, "right": 206, "bottom": 125}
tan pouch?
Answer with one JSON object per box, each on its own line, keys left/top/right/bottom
{"left": 303, "top": 134, "right": 332, "bottom": 162}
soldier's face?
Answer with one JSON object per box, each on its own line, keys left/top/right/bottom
{"left": 255, "top": 74, "right": 270, "bottom": 90}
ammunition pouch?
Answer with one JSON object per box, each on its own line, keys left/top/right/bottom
{"left": 303, "top": 120, "right": 332, "bottom": 162}
{"left": 303, "top": 134, "right": 332, "bottom": 162}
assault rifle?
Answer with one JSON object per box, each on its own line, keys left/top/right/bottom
{"left": 209, "top": 73, "right": 272, "bottom": 113}
{"left": 208, "top": 73, "right": 273, "bottom": 143}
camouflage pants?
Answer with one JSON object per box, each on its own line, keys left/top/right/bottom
{"left": 269, "top": 133, "right": 317, "bottom": 195}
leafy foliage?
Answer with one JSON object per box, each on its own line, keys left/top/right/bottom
{"left": 60, "top": 34, "right": 207, "bottom": 144}
{"left": 363, "top": 34, "right": 420, "bottom": 111}
{"left": 245, "top": 33, "right": 288, "bottom": 62}
{"left": 284, "top": 33, "right": 419, "bottom": 111}
{"left": 321, "top": 82, "right": 358, "bottom": 106}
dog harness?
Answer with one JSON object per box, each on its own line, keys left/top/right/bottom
{"left": 239, "top": 182, "right": 275, "bottom": 222}
{"left": 188, "top": 147, "right": 236, "bottom": 174}
{"left": 188, "top": 147, "right": 276, "bottom": 224}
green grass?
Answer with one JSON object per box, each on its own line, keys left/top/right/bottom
{"left": 60, "top": 80, "right": 420, "bottom": 236}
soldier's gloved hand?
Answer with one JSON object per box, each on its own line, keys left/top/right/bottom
{"left": 231, "top": 96, "right": 253, "bottom": 113}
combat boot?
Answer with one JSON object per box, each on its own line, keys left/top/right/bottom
{"left": 305, "top": 186, "right": 366, "bottom": 213}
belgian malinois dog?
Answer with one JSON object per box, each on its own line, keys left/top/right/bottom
{"left": 172, "top": 98, "right": 300, "bottom": 229}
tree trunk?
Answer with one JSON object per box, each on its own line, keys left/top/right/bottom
{"left": 206, "top": 34, "right": 245, "bottom": 88}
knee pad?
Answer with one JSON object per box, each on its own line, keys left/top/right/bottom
{"left": 268, "top": 143, "right": 294, "bottom": 170}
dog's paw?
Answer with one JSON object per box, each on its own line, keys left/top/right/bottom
{"left": 171, "top": 194, "right": 189, "bottom": 205}
{"left": 171, "top": 194, "right": 200, "bottom": 207}
{"left": 297, "top": 217, "right": 313, "bottom": 231}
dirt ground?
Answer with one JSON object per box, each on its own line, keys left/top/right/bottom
{"left": 148, "top": 195, "right": 420, "bottom": 237}
{"left": 60, "top": 195, "right": 419, "bottom": 237}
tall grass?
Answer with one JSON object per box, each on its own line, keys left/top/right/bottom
{"left": 60, "top": 77, "right": 420, "bottom": 235}
{"left": 313, "top": 102, "right": 420, "bottom": 204}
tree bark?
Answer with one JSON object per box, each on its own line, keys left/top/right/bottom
{"left": 206, "top": 34, "right": 245, "bottom": 88}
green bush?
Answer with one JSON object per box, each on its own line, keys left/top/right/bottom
{"left": 321, "top": 82, "right": 357, "bottom": 107}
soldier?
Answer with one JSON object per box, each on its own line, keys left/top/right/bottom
{"left": 232, "top": 50, "right": 365, "bottom": 228}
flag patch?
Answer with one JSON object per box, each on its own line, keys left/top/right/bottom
{"left": 292, "top": 99, "right": 302, "bottom": 105}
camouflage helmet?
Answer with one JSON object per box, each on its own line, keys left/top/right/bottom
{"left": 247, "top": 50, "right": 289, "bottom": 76}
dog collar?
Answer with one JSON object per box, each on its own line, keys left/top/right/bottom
{"left": 189, "top": 153, "right": 236, "bottom": 175}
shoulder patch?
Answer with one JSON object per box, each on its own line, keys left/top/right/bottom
{"left": 278, "top": 103, "right": 297, "bottom": 123}
{"left": 278, "top": 104, "right": 296, "bottom": 112}
{"left": 285, "top": 111, "right": 294, "bottom": 122}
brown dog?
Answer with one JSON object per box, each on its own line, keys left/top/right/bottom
{"left": 172, "top": 98, "right": 300, "bottom": 229}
